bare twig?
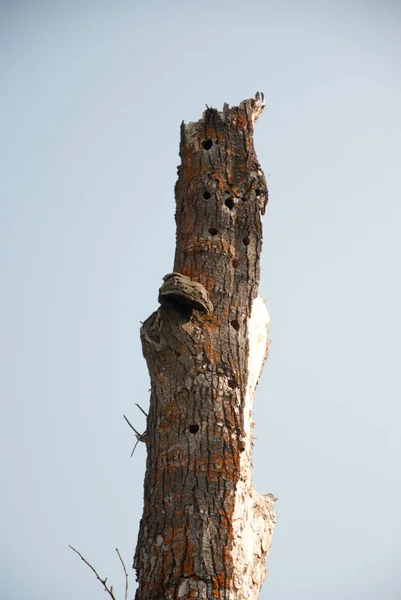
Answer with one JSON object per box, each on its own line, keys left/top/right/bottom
{"left": 123, "top": 414, "right": 140, "bottom": 455}
{"left": 123, "top": 414, "right": 138, "bottom": 434}
{"left": 116, "top": 548, "right": 128, "bottom": 600}
{"left": 69, "top": 545, "right": 117, "bottom": 600}
{"left": 123, "top": 414, "right": 146, "bottom": 456}
{"left": 135, "top": 403, "right": 148, "bottom": 417}
{"left": 131, "top": 439, "right": 140, "bottom": 456}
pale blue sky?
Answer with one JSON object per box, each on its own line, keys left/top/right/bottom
{"left": 1, "top": 2, "right": 401, "bottom": 599}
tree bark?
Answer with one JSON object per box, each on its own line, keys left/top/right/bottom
{"left": 134, "top": 95, "right": 276, "bottom": 600}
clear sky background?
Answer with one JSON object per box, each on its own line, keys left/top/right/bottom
{"left": 1, "top": 1, "right": 401, "bottom": 599}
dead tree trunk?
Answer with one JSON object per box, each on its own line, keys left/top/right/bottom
{"left": 134, "top": 94, "right": 276, "bottom": 600}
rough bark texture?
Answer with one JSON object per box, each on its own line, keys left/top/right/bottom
{"left": 134, "top": 95, "right": 276, "bottom": 600}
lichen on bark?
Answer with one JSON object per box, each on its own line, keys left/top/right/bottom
{"left": 134, "top": 95, "right": 276, "bottom": 600}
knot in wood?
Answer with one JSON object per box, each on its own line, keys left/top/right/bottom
{"left": 158, "top": 272, "right": 213, "bottom": 314}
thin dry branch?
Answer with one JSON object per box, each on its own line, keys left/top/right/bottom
{"left": 123, "top": 414, "right": 138, "bottom": 434}
{"left": 135, "top": 403, "right": 148, "bottom": 417}
{"left": 69, "top": 545, "right": 117, "bottom": 600}
{"left": 123, "top": 414, "right": 146, "bottom": 456}
{"left": 116, "top": 548, "right": 128, "bottom": 600}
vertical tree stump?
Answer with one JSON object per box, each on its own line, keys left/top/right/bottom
{"left": 134, "top": 95, "right": 276, "bottom": 600}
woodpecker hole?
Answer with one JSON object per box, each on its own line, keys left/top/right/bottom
{"left": 203, "top": 140, "right": 213, "bottom": 150}
{"left": 209, "top": 227, "right": 219, "bottom": 236}
{"left": 189, "top": 424, "right": 199, "bottom": 434}
{"left": 239, "top": 443, "right": 246, "bottom": 452}
{"left": 230, "top": 320, "right": 240, "bottom": 331}
{"left": 255, "top": 188, "right": 261, "bottom": 196}
{"left": 243, "top": 236, "right": 250, "bottom": 246}
{"left": 228, "top": 379, "right": 238, "bottom": 389}
{"left": 225, "top": 198, "right": 234, "bottom": 210}
{"left": 203, "top": 191, "right": 211, "bottom": 200}
{"left": 232, "top": 259, "right": 239, "bottom": 268}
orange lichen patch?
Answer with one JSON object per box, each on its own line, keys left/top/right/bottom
{"left": 207, "top": 458, "right": 238, "bottom": 482}
{"left": 141, "top": 582, "right": 164, "bottom": 591}
{"left": 221, "top": 412, "right": 235, "bottom": 428}
{"left": 161, "top": 408, "right": 183, "bottom": 424}
{"left": 175, "top": 266, "right": 221, "bottom": 297}
{"left": 206, "top": 467, "right": 223, "bottom": 481}
{"left": 160, "top": 403, "right": 173, "bottom": 418}
{"left": 162, "top": 527, "right": 174, "bottom": 545}
{"left": 234, "top": 158, "right": 246, "bottom": 173}
{"left": 213, "top": 571, "right": 228, "bottom": 588}
{"left": 192, "top": 457, "right": 208, "bottom": 471}
{"left": 180, "top": 145, "right": 202, "bottom": 183}
{"left": 182, "top": 554, "right": 194, "bottom": 575}
{"left": 203, "top": 343, "right": 221, "bottom": 365}
{"left": 171, "top": 525, "right": 185, "bottom": 542}
{"left": 178, "top": 257, "right": 217, "bottom": 279}
{"left": 157, "top": 421, "right": 172, "bottom": 433}
{"left": 183, "top": 237, "right": 236, "bottom": 261}
{"left": 204, "top": 127, "right": 224, "bottom": 142}
{"left": 155, "top": 371, "right": 166, "bottom": 382}
{"left": 187, "top": 587, "right": 201, "bottom": 600}
{"left": 174, "top": 491, "right": 184, "bottom": 503}
{"left": 178, "top": 217, "right": 195, "bottom": 237}
{"left": 197, "top": 272, "right": 221, "bottom": 292}
{"left": 231, "top": 112, "right": 247, "bottom": 131}
{"left": 213, "top": 172, "right": 226, "bottom": 190}
{"left": 226, "top": 455, "right": 240, "bottom": 477}
{"left": 219, "top": 511, "right": 229, "bottom": 528}
{"left": 200, "top": 310, "right": 221, "bottom": 328}
{"left": 214, "top": 455, "right": 224, "bottom": 470}
{"left": 230, "top": 186, "right": 242, "bottom": 198}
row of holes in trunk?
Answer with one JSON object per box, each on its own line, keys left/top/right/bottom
{"left": 203, "top": 191, "right": 261, "bottom": 204}
{"left": 188, "top": 422, "right": 245, "bottom": 450}
{"left": 200, "top": 139, "right": 246, "bottom": 409}
{"left": 208, "top": 227, "right": 250, "bottom": 247}
{"left": 202, "top": 140, "right": 253, "bottom": 288}
{"left": 202, "top": 139, "right": 261, "bottom": 201}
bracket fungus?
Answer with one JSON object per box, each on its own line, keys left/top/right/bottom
{"left": 158, "top": 272, "right": 213, "bottom": 315}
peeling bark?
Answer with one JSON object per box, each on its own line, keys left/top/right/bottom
{"left": 134, "top": 95, "right": 276, "bottom": 600}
